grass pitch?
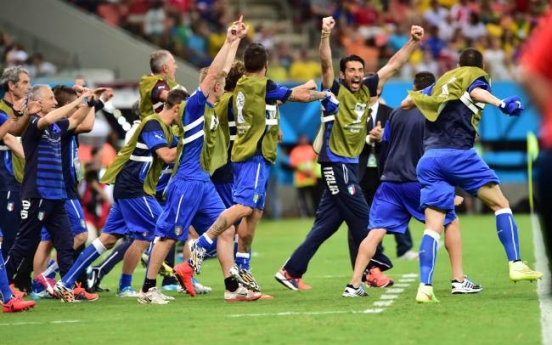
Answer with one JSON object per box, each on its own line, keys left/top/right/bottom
{"left": 2, "top": 215, "right": 544, "bottom": 345}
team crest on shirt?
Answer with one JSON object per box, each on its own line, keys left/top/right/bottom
{"left": 174, "top": 226, "right": 183, "bottom": 237}
{"left": 80, "top": 219, "right": 86, "bottom": 229}
{"left": 347, "top": 184, "right": 356, "bottom": 195}
{"left": 6, "top": 202, "right": 14, "bottom": 212}
{"left": 253, "top": 193, "right": 259, "bottom": 203}
{"left": 38, "top": 211, "right": 45, "bottom": 221}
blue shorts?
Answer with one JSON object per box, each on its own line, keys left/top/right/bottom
{"left": 155, "top": 178, "right": 225, "bottom": 241}
{"left": 41, "top": 199, "right": 88, "bottom": 241}
{"left": 369, "top": 182, "right": 457, "bottom": 234}
{"left": 417, "top": 148, "right": 499, "bottom": 211}
{"left": 214, "top": 182, "right": 234, "bottom": 208}
{"left": 102, "top": 197, "right": 162, "bottom": 241}
{"left": 233, "top": 154, "right": 271, "bottom": 210}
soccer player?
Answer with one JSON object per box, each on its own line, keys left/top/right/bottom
{"left": 138, "top": 19, "right": 253, "bottom": 304}
{"left": 405, "top": 48, "right": 542, "bottom": 303}
{"left": 519, "top": 10, "right": 552, "bottom": 291}
{"left": 52, "top": 89, "right": 185, "bottom": 302}
{"left": 0, "top": 97, "right": 37, "bottom": 312}
{"left": 31, "top": 85, "right": 96, "bottom": 301}
{"left": 275, "top": 16, "right": 424, "bottom": 290}
{"left": 342, "top": 71, "right": 482, "bottom": 298}
{"left": 179, "top": 39, "right": 339, "bottom": 294}
{"left": 139, "top": 50, "right": 187, "bottom": 118}
{"left": 0, "top": 66, "right": 31, "bottom": 262}
{"left": 5, "top": 84, "right": 95, "bottom": 291}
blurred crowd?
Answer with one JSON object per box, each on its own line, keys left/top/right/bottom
{"left": 0, "top": 32, "right": 58, "bottom": 79}
{"left": 68, "top": 0, "right": 548, "bottom": 82}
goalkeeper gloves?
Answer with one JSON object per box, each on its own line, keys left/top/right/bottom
{"left": 499, "top": 96, "right": 524, "bottom": 116}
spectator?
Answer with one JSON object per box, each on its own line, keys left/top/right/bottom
{"left": 462, "top": 12, "right": 487, "bottom": 42}
{"left": 26, "top": 53, "right": 57, "bottom": 79}
{"left": 484, "top": 36, "right": 512, "bottom": 80}
{"left": 289, "top": 134, "right": 318, "bottom": 218}
{"left": 143, "top": 0, "right": 166, "bottom": 44}
{"left": 438, "top": 13, "right": 458, "bottom": 41}
{"left": 423, "top": 0, "right": 449, "bottom": 28}
{"left": 289, "top": 49, "right": 321, "bottom": 81}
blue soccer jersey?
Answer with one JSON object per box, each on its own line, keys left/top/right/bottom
{"left": 114, "top": 120, "right": 171, "bottom": 199}
{"left": 318, "top": 75, "right": 379, "bottom": 163}
{"left": 174, "top": 88, "right": 211, "bottom": 181}
{"left": 380, "top": 107, "right": 425, "bottom": 182}
{"left": 61, "top": 131, "right": 81, "bottom": 199}
{"left": 0, "top": 109, "right": 20, "bottom": 192}
{"left": 423, "top": 78, "right": 491, "bottom": 150}
{"left": 21, "top": 116, "right": 69, "bottom": 200}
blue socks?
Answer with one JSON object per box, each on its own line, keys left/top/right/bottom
{"left": 61, "top": 239, "right": 107, "bottom": 287}
{"left": 419, "top": 230, "right": 440, "bottom": 285}
{"left": 196, "top": 234, "right": 213, "bottom": 251}
{"left": 0, "top": 250, "right": 13, "bottom": 303}
{"left": 495, "top": 208, "right": 521, "bottom": 261}
{"left": 119, "top": 274, "right": 132, "bottom": 291}
{"left": 235, "top": 252, "right": 251, "bottom": 270}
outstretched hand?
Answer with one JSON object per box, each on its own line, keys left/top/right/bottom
{"left": 499, "top": 96, "right": 524, "bottom": 116}
{"left": 410, "top": 25, "right": 424, "bottom": 41}
{"left": 322, "top": 16, "right": 335, "bottom": 32}
{"left": 228, "top": 16, "right": 248, "bottom": 41}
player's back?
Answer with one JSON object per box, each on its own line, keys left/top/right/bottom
{"left": 381, "top": 107, "right": 425, "bottom": 183}
{"left": 423, "top": 100, "right": 477, "bottom": 150}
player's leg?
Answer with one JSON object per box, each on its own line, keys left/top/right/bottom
{"left": 0, "top": 232, "right": 35, "bottom": 312}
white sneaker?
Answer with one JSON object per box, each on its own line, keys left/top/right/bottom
{"left": 137, "top": 287, "right": 170, "bottom": 305}
{"left": 451, "top": 276, "right": 483, "bottom": 294}
{"left": 398, "top": 250, "right": 419, "bottom": 260}
{"left": 342, "top": 284, "right": 368, "bottom": 297}
{"left": 224, "top": 285, "right": 261, "bottom": 302}
{"left": 116, "top": 287, "right": 139, "bottom": 297}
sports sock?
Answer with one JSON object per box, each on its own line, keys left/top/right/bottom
{"left": 196, "top": 234, "right": 213, "bottom": 250}
{"left": 235, "top": 252, "right": 251, "bottom": 270}
{"left": 0, "top": 251, "right": 13, "bottom": 303}
{"left": 97, "top": 237, "right": 133, "bottom": 279}
{"left": 119, "top": 274, "right": 132, "bottom": 291}
{"left": 61, "top": 239, "right": 107, "bottom": 287}
{"left": 419, "top": 230, "right": 440, "bottom": 285}
{"left": 42, "top": 260, "right": 59, "bottom": 278}
{"left": 142, "top": 278, "right": 156, "bottom": 293}
{"left": 495, "top": 208, "right": 521, "bottom": 261}
{"left": 224, "top": 277, "right": 239, "bottom": 292}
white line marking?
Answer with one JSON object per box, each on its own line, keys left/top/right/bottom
{"left": 393, "top": 284, "right": 410, "bottom": 287}
{"left": 380, "top": 294, "right": 399, "bottom": 300}
{"left": 530, "top": 213, "right": 552, "bottom": 345}
{"left": 385, "top": 288, "right": 405, "bottom": 294}
{"left": 398, "top": 278, "right": 416, "bottom": 283}
{"left": 360, "top": 308, "right": 384, "bottom": 314}
{"left": 0, "top": 320, "right": 80, "bottom": 327}
{"left": 373, "top": 300, "right": 394, "bottom": 307}
{"left": 401, "top": 273, "right": 418, "bottom": 278}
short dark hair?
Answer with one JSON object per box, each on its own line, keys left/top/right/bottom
{"left": 413, "top": 71, "right": 436, "bottom": 91}
{"left": 225, "top": 61, "right": 245, "bottom": 91}
{"left": 243, "top": 43, "right": 268, "bottom": 73}
{"left": 339, "top": 55, "right": 365, "bottom": 73}
{"left": 52, "top": 85, "right": 77, "bottom": 106}
{"left": 165, "top": 89, "right": 187, "bottom": 109}
{"left": 458, "top": 48, "right": 483, "bottom": 68}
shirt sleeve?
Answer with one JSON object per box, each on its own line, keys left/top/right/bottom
{"left": 0, "top": 111, "right": 8, "bottom": 126}
{"left": 363, "top": 73, "right": 380, "bottom": 96}
{"left": 266, "top": 80, "right": 292, "bottom": 104}
{"left": 23, "top": 115, "right": 43, "bottom": 140}
{"left": 467, "top": 77, "right": 491, "bottom": 93}
{"left": 140, "top": 120, "right": 168, "bottom": 151}
{"left": 152, "top": 80, "right": 170, "bottom": 104}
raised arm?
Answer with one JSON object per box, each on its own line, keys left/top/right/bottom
{"left": 37, "top": 94, "right": 87, "bottom": 130}
{"left": 200, "top": 17, "right": 247, "bottom": 95}
{"left": 377, "top": 25, "right": 424, "bottom": 88}
{"left": 319, "top": 16, "right": 336, "bottom": 89}
{"left": 3, "top": 134, "right": 24, "bottom": 159}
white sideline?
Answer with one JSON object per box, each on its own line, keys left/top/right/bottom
{"left": 531, "top": 213, "right": 552, "bottom": 345}
{"left": 227, "top": 273, "right": 416, "bottom": 318}
{"left": 0, "top": 320, "right": 80, "bottom": 327}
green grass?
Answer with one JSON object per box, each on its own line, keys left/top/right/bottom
{"left": 3, "top": 215, "right": 544, "bottom": 345}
